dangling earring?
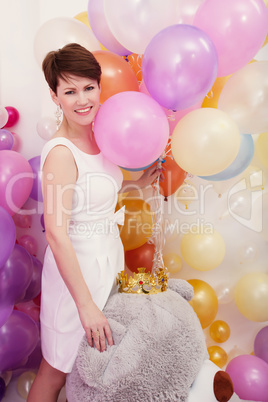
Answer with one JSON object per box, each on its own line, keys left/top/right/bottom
{"left": 55, "top": 105, "right": 62, "bottom": 130}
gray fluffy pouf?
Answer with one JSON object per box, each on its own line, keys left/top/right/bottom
{"left": 66, "top": 278, "right": 208, "bottom": 402}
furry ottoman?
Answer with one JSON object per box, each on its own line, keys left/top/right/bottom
{"left": 66, "top": 278, "right": 212, "bottom": 401}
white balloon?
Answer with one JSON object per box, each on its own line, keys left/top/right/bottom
{"left": 0, "top": 106, "right": 8, "bottom": 128}
{"left": 36, "top": 116, "right": 57, "bottom": 140}
{"left": 104, "top": 0, "right": 180, "bottom": 54}
{"left": 34, "top": 17, "right": 101, "bottom": 67}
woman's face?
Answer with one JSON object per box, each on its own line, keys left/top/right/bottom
{"left": 51, "top": 75, "right": 101, "bottom": 127}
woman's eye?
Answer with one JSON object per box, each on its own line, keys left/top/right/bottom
{"left": 86, "top": 86, "right": 94, "bottom": 91}
{"left": 65, "top": 91, "right": 74, "bottom": 95}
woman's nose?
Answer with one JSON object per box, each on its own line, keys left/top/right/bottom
{"left": 77, "top": 91, "right": 87, "bottom": 104}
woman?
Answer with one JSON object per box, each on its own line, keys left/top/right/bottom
{"left": 27, "top": 43, "right": 162, "bottom": 401}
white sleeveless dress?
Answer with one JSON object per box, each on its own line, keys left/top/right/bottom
{"left": 40, "top": 137, "right": 125, "bottom": 373}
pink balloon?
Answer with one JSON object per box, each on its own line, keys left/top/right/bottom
{"left": 194, "top": 0, "right": 268, "bottom": 77}
{"left": 226, "top": 354, "right": 268, "bottom": 401}
{"left": 142, "top": 24, "right": 218, "bottom": 111}
{"left": 94, "top": 91, "right": 169, "bottom": 169}
{"left": 18, "top": 235, "right": 38, "bottom": 256}
{"left": 0, "top": 150, "right": 33, "bottom": 215}
{"left": 3, "top": 106, "right": 20, "bottom": 128}
{"left": 254, "top": 326, "right": 268, "bottom": 365}
{"left": 88, "top": 0, "right": 131, "bottom": 56}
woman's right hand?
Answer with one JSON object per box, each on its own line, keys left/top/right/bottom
{"left": 78, "top": 300, "right": 113, "bottom": 352}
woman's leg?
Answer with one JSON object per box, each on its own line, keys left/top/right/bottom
{"left": 27, "top": 358, "right": 67, "bottom": 402}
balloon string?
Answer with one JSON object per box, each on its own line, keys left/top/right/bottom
{"left": 148, "top": 152, "right": 168, "bottom": 277}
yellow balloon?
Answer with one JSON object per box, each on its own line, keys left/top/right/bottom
{"left": 74, "top": 11, "right": 108, "bottom": 51}
{"left": 188, "top": 279, "right": 218, "bottom": 329}
{"left": 235, "top": 272, "right": 268, "bottom": 322}
{"left": 116, "top": 198, "right": 153, "bottom": 251}
{"left": 255, "top": 133, "right": 268, "bottom": 169}
{"left": 117, "top": 168, "right": 132, "bottom": 202}
{"left": 202, "top": 75, "right": 231, "bottom": 108}
{"left": 207, "top": 346, "right": 228, "bottom": 368}
{"left": 163, "top": 252, "right": 182, "bottom": 274}
{"left": 171, "top": 108, "right": 240, "bottom": 176}
{"left": 209, "top": 320, "right": 231, "bottom": 343}
{"left": 180, "top": 229, "right": 225, "bottom": 271}
{"left": 17, "top": 371, "right": 36, "bottom": 399}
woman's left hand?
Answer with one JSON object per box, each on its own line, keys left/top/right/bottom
{"left": 138, "top": 165, "right": 164, "bottom": 188}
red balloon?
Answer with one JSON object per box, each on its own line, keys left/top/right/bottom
{"left": 125, "top": 242, "right": 155, "bottom": 273}
{"left": 3, "top": 106, "right": 20, "bottom": 128}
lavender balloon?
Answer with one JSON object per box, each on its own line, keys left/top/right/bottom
{"left": 226, "top": 354, "right": 268, "bottom": 401}
{"left": 0, "top": 206, "right": 16, "bottom": 268}
{"left": 0, "top": 129, "right": 14, "bottom": 150}
{"left": 28, "top": 155, "right": 43, "bottom": 202}
{"left": 0, "top": 244, "right": 33, "bottom": 304}
{"left": 142, "top": 24, "right": 218, "bottom": 111}
{"left": 0, "top": 310, "right": 39, "bottom": 372}
{"left": 22, "top": 256, "right": 43, "bottom": 302}
{"left": 254, "top": 326, "right": 268, "bottom": 365}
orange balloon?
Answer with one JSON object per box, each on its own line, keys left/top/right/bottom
{"left": 202, "top": 75, "right": 231, "bottom": 108}
{"left": 207, "top": 345, "right": 228, "bottom": 368}
{"left": 209, "top": 320, "right": 231, "bottom": 343}
{"left": 188, "top": 279, "right": 218, "bottom": 329}
{"left": 117, "top": 198, "right": 153, "bottom": 251}
{"left": 93, "top": 50, "right": 139, "bottom": 104}
{"left": 125, "top": 242, "right": 155, "bottom": 273}
{"left": 124, "top": 53, "right": 143, "bottom": 83}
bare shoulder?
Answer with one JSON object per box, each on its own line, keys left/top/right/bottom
{"left": 43, "top": 145, "right": 77, "bottom": 182}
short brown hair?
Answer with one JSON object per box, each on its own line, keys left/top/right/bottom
{"left": 42, "top": 43, "right": 102, "bottom": 94}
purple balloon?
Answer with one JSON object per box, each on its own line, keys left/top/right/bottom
{"left": 0, "top": 244, "right": 33, "bottom": 304}
{"left": 0, "top": 377, "right": 5, "bottom": 401}
{"left": 0, "top": 206, "right": 16, "bottom": 268}
{"left": 0, "top": 129, "right": 14, "bottom": 150}
{"left": 142, "top": 24, "right": 218, "bottom": 111}
{"left": 40, "top": 213, "right": 45, "bottom": 230}
{"left": 0, "top": 301, "right": 14, "bottom": 329}
{"left": 254, "top": 326, "right": 268, "bottom": 365}
{"left": 28, "top": 155, "right": 43, "bottom": 202}
{"left": 22, "top": 256, "right": 43, "bottom": 302}
{"left": 0, "top": 310, "right": 39, "bottom": 372}
{"left": 226, "top": 354, "right": 268, "bottom": 401}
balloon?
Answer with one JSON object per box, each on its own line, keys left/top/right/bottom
{"left": 40, "top": 213, "right": 45, "bottom": 230}
{"left": 22, "top": 256, "right": 43, "bottom": 302}
{"left": 171, "top": 108, "right": 241, "bottom": 176}
{"left": 88, "top": 0, "right": 131, "bottom": 56}
{"left": 33, "top": 17, "right": 101, "bottom": 67}
{"left": 0, "top": 244, "right": 33, "bottom": 304}
{"left": 17, "top": 371, "right": 36, "bottom": 400}
{"left": 200, "top": 134, "right": 254, "bottom": 181}
{"left": 235, "top": 272, "right": 268, "bottom": 322}
{"left": 0, "top": 150, "right": 33, "bottom": 215}
{"left": 181, "top": 229, "right": 226, "bottom": 271}
{"left": 0, "top": 377, "right": 5, "bottom": 401}
{"left": 18, "top": 234, "right": 38, "bottom": 256}
{"left": 0, "top": 107, "right": 8, "bottom": 128}
{"left": 215, "top": 281, "right": 235, "bottom": 305}
{"left": 218, "top": 61, "right": 268, "bottom": 134}
{"left": 94, "top": 91, "right": 169, "bottom": 169}
{"left": 194, "top": 0, "right": 268, "bottom": 76}
{"left": 142, "top": 24, "right": 218, "bottom": 111}
{"left": 176, "top": 0, "right": 206, "bottom": 24}
{"left": 0, "top": 310, "right": 39, "bottom": 372}
{"left": 126, "top": 54, "right": 143, "bottom": 83}
{"left": 104, "top": 0, "right": 180, "bottom": 54}
{"left": 207, "top": 345, "right": 228, "bottom": 368}
{"left": 242, "top": 164, "right": 266, "bottom": 191}
{"left": 202, "top": 75, "right": 232, "bottom": 108}
{"left": 0, "top": 129, "right": 14, "bottom": 150}
{"left": 125, "top": 242, "right": 155, "bottom": 273}
{"left": 175, "top": 181, "right": 197, "bottom": 210}
{"left": 74, "top": 11, "right": 90, "bottom": 27}
{"left": 10, "top": 131, "right": 21, "bottom": 152}
{"left": 15, "top": 300, "right": 40, "bottom": 322}
{"left": 188, "top": 279, "right": 218, "bottom": 329}
{"left": 12, "top": 210, "right": 32, "bottom": 228}
{"left": 3, "top": 106, "right": 19, "bottom": 128}
{"left": 255, "top": 132, "right": 268, "bottom": 168}
{"left": 254, "top": 326, "right": 268, "bottom": 364}
{"left": 0, "top": 206, "right": 16, "bottom": 268}
{"left": 0, "top": 300, "right": 14, "bottom": 329}
{"left": 117, "top": 198, "right": 153, "bottom": 251}
{"left": 28, "top": 155, "right": 42, "bottom": 202}
{"left": 209, "top": 320, "right": 231, "bottom": 343}
{"left": 163, "top": 252, "right": 182, "bottom": 274}
{"left": 36, "top": 116, "right": 57, "bottom": 141}
{"left": 92, "top": 51, "right": 139, "bottom": 104}
{"left": 226, "top": 354, "right": 268, "bottom": 401}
